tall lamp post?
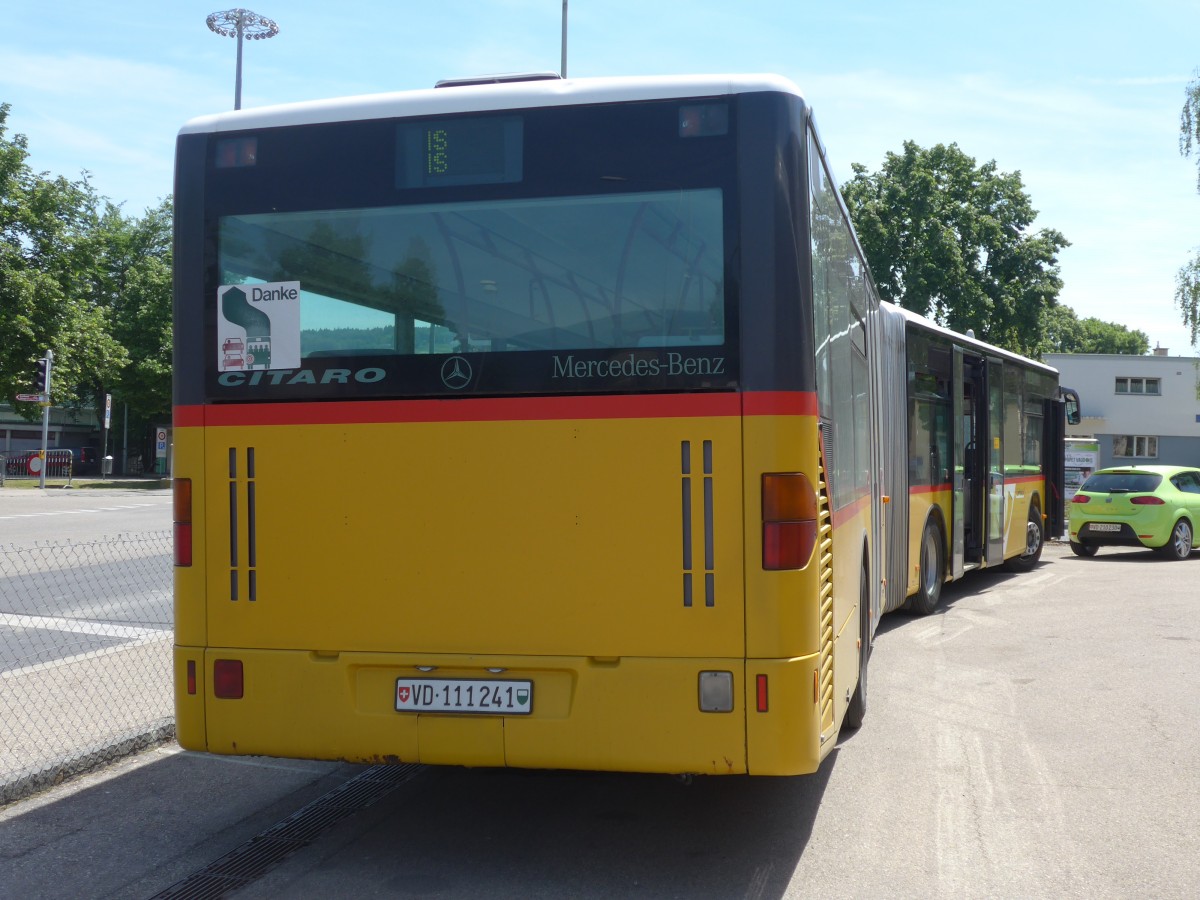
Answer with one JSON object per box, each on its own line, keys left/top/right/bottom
{"left": 561, "top": 1, "right": 568, "bottom": 77}
{"left": 206, "top": 8, "right": 280, "bottom": 110}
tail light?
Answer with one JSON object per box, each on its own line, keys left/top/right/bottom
{"left": 213, "top": 659, "right": 244, "bottom": 699}
{"left": 1070, "top": 494, "right": 1090, "bottom": 504}
{"left": 174, "top": 477, "right": 193, "bottom": 567}
{"left": 762, "top": 473, "right": 817, "bottom": 570}
{"left": 1130, "top": 496, "right": 1165, "bottom": 505}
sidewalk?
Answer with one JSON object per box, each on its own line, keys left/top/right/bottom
{"left": 0, "top": 635, "right": 174, "bottom": 806}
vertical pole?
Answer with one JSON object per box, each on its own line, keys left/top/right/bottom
{"left": 234, "top": 11, "right": 245, "bottom": 110}
{"left": 561, "top": 0, "right": 568, "bottom": 77}
{"left": 102, "top": 393, "right": 112, "bottom": 480}
{"left": 38, "top": 350, "right": 52, "bottom": 490}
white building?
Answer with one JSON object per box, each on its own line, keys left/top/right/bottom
{"left": 1045, "top": 350, "right": 1200, "bottom": 470}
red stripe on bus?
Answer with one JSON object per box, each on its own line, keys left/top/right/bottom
{"left": 1005, "top": 474, "right": 1044, "bottom": 485}
{"left": 173, "top": 391, "right": 818, "bottom": 427}
{"left": 910, "top": 483, "right": 952, "bottom": 495}
{"left": 741, "top": 391, "right": 819, "bottom": 416}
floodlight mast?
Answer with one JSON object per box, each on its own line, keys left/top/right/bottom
{"left": 206, "top": 8, "right": 280, "bottom": 110}
{"left": 561, "top": 1, "right": 568, "bottom": 78}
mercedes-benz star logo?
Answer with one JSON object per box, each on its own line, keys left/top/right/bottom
{"left": 440, "top": 356, "right": 473, "bottom": 390}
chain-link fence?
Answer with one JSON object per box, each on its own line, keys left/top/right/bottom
{"left": 0, "top": 532, "right": 173, "bottom": 805}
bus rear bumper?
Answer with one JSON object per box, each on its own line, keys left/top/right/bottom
{"left": 174, "top": 648, "right": 827, "bottom": 776}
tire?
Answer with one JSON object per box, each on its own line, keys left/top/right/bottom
{"left": 1006, "top": 505, "right": 1044, "bottom": 572}
{"left": 844, "top": 567, "right": 870, "bottom": 730}
{"left": 1070, "top": 540, "right": 1097, "bottom": 557}
{"left": 1157, "top": 519, "right": 1194, "bottom": 560}
{"left": 908, "top": 520, "right": 944, "bottom": 615}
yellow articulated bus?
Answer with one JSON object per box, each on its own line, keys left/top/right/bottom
{"left": 172, "top": 74, "right": 1077, "bottom": 776}
{"left": 876, "top": 303, "right": 1079, "bottom": 616}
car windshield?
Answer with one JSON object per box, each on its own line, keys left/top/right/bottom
{"left": 1081, "top": 472, "right": 1162, "bottom": 494}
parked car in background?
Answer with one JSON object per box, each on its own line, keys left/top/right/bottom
{"left": 1069, "top": 465, "right": 1200, "bottom": 559}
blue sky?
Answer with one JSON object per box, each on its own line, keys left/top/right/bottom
{"left": 3, "top": 1, "right": 1199, "bottom": 354}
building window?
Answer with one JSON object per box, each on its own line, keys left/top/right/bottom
{"left": 1115, "top": 377, "right": 1160, "bottom": 395}
{"left": 1113, "top": 435, "right": 1158, "bottom": 458}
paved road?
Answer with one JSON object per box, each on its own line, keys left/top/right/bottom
{"left": 0, "top": 483, "right": 171, "bottom": 546}
{"left": 2, "top": 541, "right": 1198, "bottom": 898}
{"left": 0, "top": 485, "right": 172, "bottom": 674}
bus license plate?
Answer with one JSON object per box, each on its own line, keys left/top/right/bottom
{"left": 395, "top": 678, "right": 533, "bottom": 715}
{"left": 1089, "top": 523, "right": 1121, "bottom": 532}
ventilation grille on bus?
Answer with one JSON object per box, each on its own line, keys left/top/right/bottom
{"left": 816, "top": 436, "right": 836, "bottom": 739}
{"left": 680, "top": 439, "right": 716, "bottom": 608}
{"left": 227, "top": 446, "right": 257, "bottom": 602}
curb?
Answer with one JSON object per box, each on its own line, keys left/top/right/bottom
{"left": 0, "top": 723, "right": 176, "bottom": 808}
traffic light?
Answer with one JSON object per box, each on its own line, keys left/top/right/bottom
{"left": 35, "top": 357, "right": 50, "bottom": 394}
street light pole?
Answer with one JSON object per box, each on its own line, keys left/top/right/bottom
{"left": 561, "top": 1, "right": 568, "bottom": 77}
{"left": 206, "top": 8, "right": 280, "bottom": 110}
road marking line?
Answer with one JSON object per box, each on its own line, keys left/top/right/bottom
{"left": 0, "top": 612, "right": 166, "bottom": 641}
{"left": 0, "top": 503, "right": 160, "bottom": 520}
{"left": 0, "top": 632, "right": 171, "bottom": 681}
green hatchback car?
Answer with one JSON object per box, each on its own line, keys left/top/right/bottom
{"left": 1069, "top": 465, "right": 1200, "bottom": 559}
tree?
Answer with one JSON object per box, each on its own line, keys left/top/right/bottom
{"left": 0, "top": 102, "right": 171, "bottom": 450}
{"left": 0, "top": 103, "right": 127, "bottom": 419}
{"left": 842, "top": 141, "right": 1069, "bottom": 356}
{"left": 1040, "top": 304, "right": 1150, "bottom": 355}
{"left": 1178, "top": 73, "right": 1200, "bottom": 347}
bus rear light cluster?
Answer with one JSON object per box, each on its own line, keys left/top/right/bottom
{"left": 213, "top": 659, "right": 244, "bottom": 699}
{"left": 762, "top": 473, "right": 817, "bottom": 570}
{"left": 174, "top": 477, "right": 193, "bottom": 567}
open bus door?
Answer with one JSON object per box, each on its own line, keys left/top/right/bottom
{"left": 952, "top": 347, "right": 966, "bottom": 578}
{"left": 1044, "top": 386, "right": 1081, "bottom": 539}
{"left": 985, "top": 357, "right": 1006, "bottom": 568}
{"left": 953, "top": 350, "right": 1005, "bottom": 572}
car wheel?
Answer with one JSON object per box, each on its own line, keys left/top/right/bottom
{"left": 1159, "top": 519, "right": 1194, "bottom": 560}
{"left": 908, "top": 520, "right": 944, "bottom": 615}
{"left": 1070, "top": 540, "right": 1098, "bottom": 557}
{"left": 1006, "top": 505, "right": 1043, "bottom": 572}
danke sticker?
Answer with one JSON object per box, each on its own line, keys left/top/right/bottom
{"left": 217, "top": 282, "right": 301, "bottom": 372}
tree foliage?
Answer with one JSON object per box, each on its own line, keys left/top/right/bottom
{"left": 842, "top": 141, "right": 1069, "bottom": 356}
{"left": 1178, "top": 73, "right": 1200, "bottom": 348}
{"left": 0, "top": 102, "right": 171, "bottom": 445}
{"left": 1040, "top": 304, "right": 1150, "bottom": 355}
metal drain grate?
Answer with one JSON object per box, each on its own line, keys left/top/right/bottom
{"left": 151, "top": 763, "right": 423, "bottom": 899}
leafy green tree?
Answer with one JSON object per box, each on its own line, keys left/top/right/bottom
{"left": 1178, "top": 73, "right": 1200, "bottom": 347}
{"left": 0, "top": 103, "right": 127, "bottom": 419}
{"left": 842, "top": 141, "right": 1069, "bottom": 356}
{"left": 97, "top": 200, "right": 173, "bottom": 438}
{"left": 1, "top": 102, "right": 171, "bottom": 451}
{"left": 1040, "top": 304, "right": 1150, "bottom": 355}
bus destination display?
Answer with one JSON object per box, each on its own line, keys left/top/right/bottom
{"left": 397, "top": 115, "right": 523, "bottom": 188}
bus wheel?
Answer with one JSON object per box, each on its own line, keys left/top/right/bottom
{"left": 1005, "top": 505, "right": 1043, "bottom": 572}
{"left": 843, "top": 566, "right": 869, "bottom": 730}
{"left": 909, "top": 520, "right": 943, "bottom": 615}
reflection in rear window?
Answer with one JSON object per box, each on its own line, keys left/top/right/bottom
{"left": 1081, "top": 472, "right": 1162, "bottom": 493}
